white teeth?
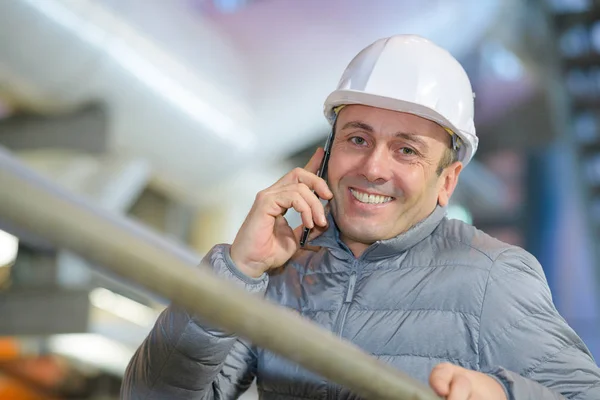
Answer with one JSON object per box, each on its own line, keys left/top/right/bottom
{"left": 350, "top": 189, "right": 393, "bottom": 204}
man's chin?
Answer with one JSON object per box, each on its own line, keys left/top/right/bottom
{"left": 337, "top": 223, "right": 389, "bottom": 244}
{"left": 331, "top": 207, "right": 393, "bottom": 238}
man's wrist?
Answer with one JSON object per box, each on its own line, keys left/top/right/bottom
{"left": 236, "top": 264, "right": 264, "bottom": 279}
{"left": 225, "top": 248, "right": 266, "bottom": 280}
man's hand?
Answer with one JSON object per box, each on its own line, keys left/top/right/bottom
{"left": 230, "top": 148, "right": 332, "bottom": 278}
{"left": 429, "top": 363, "right": 507, "bottom": 400}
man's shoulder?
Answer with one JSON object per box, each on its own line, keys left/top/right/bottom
{"left": 430, "top": 217, "right": 538, "bottom": 271}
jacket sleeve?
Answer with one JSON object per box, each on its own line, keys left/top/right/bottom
{"left": 478, "top": 247, "right": 600, "bottom": 400}
{"left": 120, "top": 244, "right": 269, "bottom": 400}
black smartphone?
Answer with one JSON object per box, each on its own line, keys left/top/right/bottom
{"left": 299, "top": 127, "right": 335, "bottom": 247}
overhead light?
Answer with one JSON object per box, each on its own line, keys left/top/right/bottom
{"left": 212, "top": 0, "right": 249, "bottom": 13}
{"left": 47, "top": 333, "right": 133, "bottom": 375}
{"left": 89, "top": 288, "right": 158, "bottom": 327}
{"left": 21, "top": 0, "right": 256, "bottom": 151}
{"left": 481, "top": 42, "right": 524, "bottom": 82}
{"left": 0, "top": 229, "right": 18, "bottom": 267}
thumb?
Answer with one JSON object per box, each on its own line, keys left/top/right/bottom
{"left": 304, "top": 147, "right": 325, "bottom": 175}
{"left": 429, "top": 363, "right": 456, "bottom": 397}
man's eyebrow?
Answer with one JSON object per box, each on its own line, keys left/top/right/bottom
{"left": 394, "top": 132, "right": 429, "bottom": 150}
{"left": 341, "top": 121, "right": 374, "bottom": 132}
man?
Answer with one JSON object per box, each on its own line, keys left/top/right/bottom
{"left": 121, "top": 35, "right": 600, "bottom": 399}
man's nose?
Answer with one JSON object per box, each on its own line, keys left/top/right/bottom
{"left": 361, "top": 146, "right": 393, "bottom": 183}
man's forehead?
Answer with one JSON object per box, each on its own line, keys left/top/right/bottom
{"left": 337, "top": 106, "right": 449, "bottom": 143}
{"left": 339, "top": 105, "right": 436, "bottom": 127}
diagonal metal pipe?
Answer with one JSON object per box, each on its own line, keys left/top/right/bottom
{"left": 0, "top": 146, "right": 440, "bottom": 400}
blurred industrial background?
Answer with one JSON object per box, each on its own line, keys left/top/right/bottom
{"left": 0, "top": 0, "right": 599, "bottom": 398}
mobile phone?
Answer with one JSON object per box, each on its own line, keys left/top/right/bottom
{"left": 299, "top": 127, "right": 335, "bottom": 247}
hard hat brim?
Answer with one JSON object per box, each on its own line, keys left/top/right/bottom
{"left": 324, "top": 89, "right": 476, "bottom": 165}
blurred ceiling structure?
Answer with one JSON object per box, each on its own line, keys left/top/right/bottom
{"left": 0, "top": 0, "right": 525, "bottom": 201}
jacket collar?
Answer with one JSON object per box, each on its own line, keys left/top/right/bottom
{"left": 309, "top": 205, "right": 447, "bottom": 261}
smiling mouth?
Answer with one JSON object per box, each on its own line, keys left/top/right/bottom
{"left": 349, "top": 188, "right": 394, "bottom": 205}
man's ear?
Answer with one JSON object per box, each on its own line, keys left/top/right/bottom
{"left": 437, "top": 161, "right": 462, "bottom": 207}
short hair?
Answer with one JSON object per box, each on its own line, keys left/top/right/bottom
{"left": 436, "top": 146, "right": 459, "bottom": 175}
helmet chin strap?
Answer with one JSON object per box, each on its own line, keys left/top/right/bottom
{"left": 444, "top": 127, "right": 461, "bottom": 152}
{"left": 333, "top": 105, "right": 346, "bottom": 116}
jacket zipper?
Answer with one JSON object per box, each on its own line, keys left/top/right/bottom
{"left": 327, "top": 269, "right": 357, "bottom": 400}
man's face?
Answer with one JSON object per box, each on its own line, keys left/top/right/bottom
{"left": 327, "top": 105, "right": 462, "bottom": 246}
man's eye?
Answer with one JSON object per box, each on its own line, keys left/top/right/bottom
{"left": 350, "top": 137, "right": 366, "bottom": 145}
{"left": 400, "top": 147, "right": 416, "bottom": 155}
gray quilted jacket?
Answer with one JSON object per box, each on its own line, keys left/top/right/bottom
{"left": 121, "top": 206, "right": 600, "bottom": 399}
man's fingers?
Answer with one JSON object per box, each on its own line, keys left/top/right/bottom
{"left": 273, "top": 167, "right": 332, "bottom": 200}
{"left": 265, "top": 184, "right": 326, "bottom": 228}
{"left": 293, "top": 166, "right": 332, "bottom": 200}
{"left": 304, "top": 147, "right": 325, "bottom": 174}
{"left": 430, "top": 363, "right": 473, "bottom": 400}
{"left": 299, "top": 172, "right": 333, "bottom": 201}
{"left": 293, "top": 202, "right": 330, "bottom": 245}
{"left": 272, "top": 148, "right": 333, "bottom": 200}
{"left": 286, "top": 184, "right": 326, "bottom": 229}
{"left": 447, "top": 374, "right": 472, "bottom": 400}
{"left": 279, "top": 192, "right": 315, "bottom": 229}
{"left": 295, "top": 184, "right": 327, "bottom": 227}
{"left": 429, "top": 363, "right": 454, "bottom": 396}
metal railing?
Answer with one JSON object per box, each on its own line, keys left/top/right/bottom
{"left": 0, "top": 147, "right": 440, "bottom": 400}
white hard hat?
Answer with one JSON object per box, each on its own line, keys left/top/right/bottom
{"left": 324, "top": 34, "right": 478, "bottom": 165}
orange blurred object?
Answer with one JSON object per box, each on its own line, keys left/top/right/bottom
{"left": 0, "top": 374, "right": 60, "bottom": 400}
{"left": 0, "top": 338, "right": 65, "bottom": 399}
{"left": 0, "top": 337, "right": 20, "bottom": 361}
